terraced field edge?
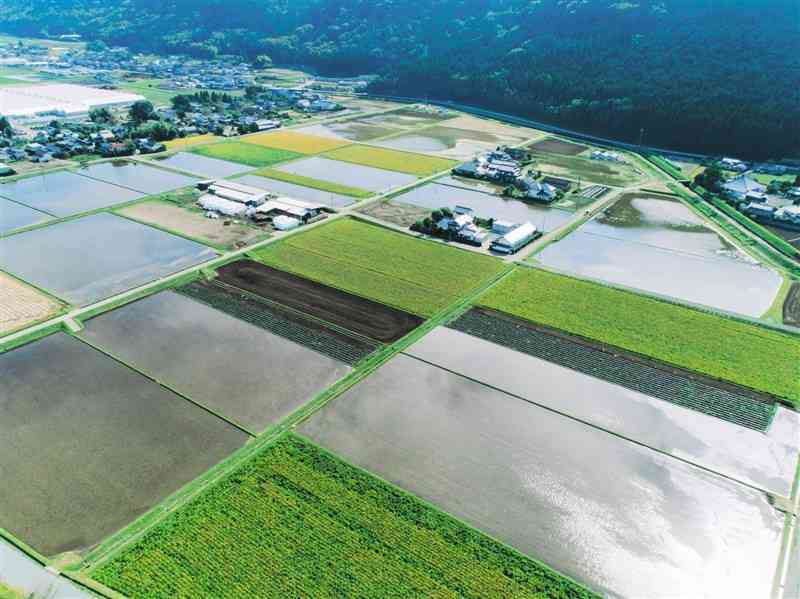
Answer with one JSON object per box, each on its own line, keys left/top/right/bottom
{"left": 449, "top": 307, "right": 775, "bottom": 431}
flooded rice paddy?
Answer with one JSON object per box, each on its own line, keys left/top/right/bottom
{"left": 0, "top": 197, "right": 52, "bottom": 234}
{"left": 0, "top": 170, "right": 143, "bottom": 217}
{"left": 407, "top": 327, "right": 799, "bottom": 497}
{"left": 391, "top": 182, "right": 574, "bottom": 231}
{"left": 0, "top": 539, "right": 90, "bottom": 598}
{"left": 77, "top": 160, "right": 199, "bottom": 195}
{"left": 79, "top": 291, "right": 351, "bottom": 433}
{"left": 0, "top": 213, "right": 216, "bottom": 305}
{"left": 535, "top": 193, "right": 784, "bottom": 317}
{"left": 0, "top": 333, "right": 247, "bottom": 556}
{"left": 375, "top": 126, "right": 524, "bottom": 160}
{"left": 298, "top": 121, "right": 403, "bottom": 142}
{"left": 152, "top": 152, "right": 255, "bottom": 178}
{"left": 273, "top": 156, "right": 417, "bottom": 192}
{"left": 236, "top": 173, "right": 358, "bottom": 208}
{"left": 299, "top": 354, "right": 785, "bottom": 598}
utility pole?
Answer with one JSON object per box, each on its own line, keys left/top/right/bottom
{"left": 638, "top": 127, "right": 646, "bottom": 150}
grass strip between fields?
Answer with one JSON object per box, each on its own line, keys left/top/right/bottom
{"left": 250, "top": 168, "right": 373, "bottom": 198}
{"left": 190, "top": 142, "right": 303, "bottom": 168}
{"left": 91, "top": 433, "right": 597, "bottom": 599}
{"left": 479, "top": 267, "right": 800, "bottom": 404}
{"left": 323, "top": 144, "right": 459, "bottom": 177}
{"left": 252, "top": 217, "right": 506, "bottom": 317}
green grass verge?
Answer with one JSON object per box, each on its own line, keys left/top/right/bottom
{"left": 190, "top": 142, "right": 303, "bottom": 168}
{"left": 250, "top": 168, "right": 373, "bottom": 198}
{"left": 324, "top": 144, "right": 459, "bottom": 177}
{"left": 0, "top": 582, "right": 24, "bottom": 599}
{"left": 252, "top": 217, "right": 505, "bottom": 316}
{"left": 91, "top": 433, "right": 597, "bottom": 599}
{"left": 479, "top": 267, "right": 800, "bottom": 404}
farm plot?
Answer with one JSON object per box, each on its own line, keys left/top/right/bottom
{"left": 79, "top": 291, "right": 351, "bottom": 433}
{"left": 356, "top": 108, "right": 457, "bottom": 129}
{"left": 390, "top": 182, "right": 574, "bottom": 232}
{"left": 375, "top": 126, "right": 525, "bottom": 160}
{"left": 299, "top": 355, "right": 786, "bottom": 598}
{"left": 785, "top": 282, "right": 800, "bottom": 327}
{"left": 253, "top": 218, "right": 505, "bottom": 316}
{"left": 116, "top": 200, "right": 266, "bottom": 249}
{"left": 444, "top": 114, "right": 543, "bottom": 139}
{"left": 409, "top": 323, "right": 798, "bottom": 496}
{"left": 242, "top": 130, "right": 351, "bottom": 154}
{"left": 479, "top": 268, "right": 800, "bottom": 404}
{"left": 0, "top": 197, "right": 52, "bottom": 235}
{"left": 0, "top": 539, "right": 91, "bottom": 599}
{"left": 236, "top": 172, "right": 366, "bottom": 208}
{"left": 190, "top": 142, "right": 302, "bottom": 168}
{"left": 356, "top": 199, "right": 432, "bottom": 228}
{"left": 528, "top": 152, "right": 644, "bottom": 187}
{"left": 90, "top": 434, "right": 596, "bottom": 599}
{"left": 324, "top": 144, "right": 458, "bottom": 177}
{"left": 0, "top": 333, "right": 247, "bottom": 557}
{"left": 76, "top": 160, "right": 198, "bottom": 195}
{"left": 152, "top": 152, "right": 255, "bottom": 178}
{"left": 164, "top": 133, "right": 216, "bottom": 151}
{"left": 273, "top": 156, "right": 416, "bottom": 192}
{"left": 0, "top": 213, "right": 216, "bottom": 305}
{"left": 0, "top": 271, "right": 61, "bottom": 334}
{"left": 0, "top": 170, "right": 143, "bottom": 217}
{"left": 216, "top": 260, "right": 424, "bottom": 343}
{"left": 528, "top": 138, "right": 588, "bottom": 156}
{"left": 177, "top": 280, "right": 378, "bottom": 365}
{"left": 534, "top": 228, "right": 784, "bottom": 318}
{"left": 298, "top": 121, "right": 403, "bottom": 142}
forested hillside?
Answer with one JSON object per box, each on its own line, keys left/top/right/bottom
{"left": 2, "top": 0, "right": 798, "bottom": 159}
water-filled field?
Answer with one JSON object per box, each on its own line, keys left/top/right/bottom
{"left": 298, "top": 121, "right": 403, "bottom": 142}
{"left": 153, "top": 152, "right": 255, "bottom": 178}
{"left": 375, "top": 126, "right": 524, "bottom": 160}
{"left": 76, "top": 161, "right": 199, "bottom": 195}
{"left": 0, "top": 333, "right": 247, "bottom": 556}
{"left": 299, "top": 354, "right": 785, "bottom": 598}
{"left": 0, "top": 213, "right": 216, "bottom": 305}
{"left": 0, "top": 170, "right": 143, "bottom": 217}
{"left": 273, "top": 156, "right": 416, "bottom": 192}
{"left": 79, "top": 291, "right": 351, "bottom": 433}
{"left": 0, "top": 198, "right": 52, "bottom": 235}
{"left": 236, "top": 174, "right": 358, "bottom": 208}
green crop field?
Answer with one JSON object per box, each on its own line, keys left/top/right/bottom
{"left": 480, "top": 268, "right": 800, "bottom": 403}
{"left": 252, "top": 168, "right": 373, "bottom": 198}
{"left": 92, "top": 434, "right": 596, "bottom": 599}
{"left": 190, "top": 142, "right": 303, "bottom": 168}
{"left": 324, "top": 144, "right": 459, "bottom": 177}
{"left": 253, "top": 218, "right": 505, "bottom": 316}
{"left": 0, "top": 582, "right": 23, "bottom": 599}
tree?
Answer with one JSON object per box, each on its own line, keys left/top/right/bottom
{"left": 0, "top": 116, "right": 12, "bottom": 137}
{"left": 245, "top": 85, "right": 264, "bottom": 100}
{"left": 254, "top": 54, "right": 273, "bottom": 69}
{"left": 171, "top": 95, "right": 192, "bottom": 113}
{"left": 129, "top": 100, "right": 155, "bottom": 124}
{"left": 695, "top": 166, "right": 724, "bottom": 190}
{"left": 89, "top": 107, "right": 115, "bottom": 125}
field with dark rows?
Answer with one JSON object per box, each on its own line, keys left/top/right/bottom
{"left": 92, "top": 434, "right": 597, "bottom": 599}
{"left": 253, "top": 218, "right": 506, "bottom": 316}
{"left": 479, "top": 268, "right": 800, "bottom": 404}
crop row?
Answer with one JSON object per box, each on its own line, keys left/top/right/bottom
{"left": 176, "top": 280, "right": 378, "bottom": 365}
{"left": 479, "top": 268, "right": 800, "bottom": 404}
{"left": 190, "top": 142, "right": 303, "bottom": 167}
{"left": 450, "top": 308, "right": 775, "bottom": 430}
{"left": 253, "top": 218, "right": 505, "bottom": 316}
{"left": 92, "top": 434, "right": 597, "bottom": 598}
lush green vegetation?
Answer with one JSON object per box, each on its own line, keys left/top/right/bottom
{"left": 480, "top": 268, "right": 800, "bottom": 404}
{"left": 325, "top": 144, "right": 458, "bottom": 177}
{"left": 190, "top": 142, "right": 302, "bottom": 167}
{"left": 249, "top": 168, "right": 373, "bottom": 198}
{"left": 2, "top": 1, "right": 797, "bottom": 159}
{"left": 253, "top": 218, "right": 505, "bottom": 316}
{"left": 92, "top": 434, "right": 596, "bottom": 599}
{"left": 0, "top": 582, "right": 23, "bottom": 599}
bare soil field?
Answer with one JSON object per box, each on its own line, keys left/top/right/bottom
{"left": 0, "top": 272, "right": 61, "bottom": 334}
{"left": 217, "top": 260, "right": 423, "bottom": 342}
{"left": 444, "top": 115, "right": 543, "bottom": 140}
{"left": 356, "top": 199, "right": 431, "bottom": 228}
{"left": 117, "top": 201, "right": 266, "bottom": 249}
{"left": 528, "top": 138, "right": 588, "bottom": 156}
{"left": 784, "top": 282, "right": 800, "bottom": 327}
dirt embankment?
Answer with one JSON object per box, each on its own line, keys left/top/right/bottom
{"left": 783, "top": 282, "right": 800, "bottom": 327}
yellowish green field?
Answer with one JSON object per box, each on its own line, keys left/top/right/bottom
{"left": 243, "top": 130, "right": 351, "bottom": 154}
{"left": 253, "top": 217, "right": 505, "bottom": 316}
{"left": 251, "top": 168, "right": 373, "bottom": 198}
{"left": 324, "top": 144, "right": 459, "bottom": 177}
{"left": 191, "top": 142, "right": 303, "bottom": 168}
{"left": 165, "top": 134, "right": 217, "bottom": 151}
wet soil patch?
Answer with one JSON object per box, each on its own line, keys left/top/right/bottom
{"left": 784, "top": 283, "right": 800, "bottom": 327}
{"left": 450, "top": 307, "right": 776, "bottom": 430}
{"left": 528, "top": 138, "right": 588, "bottom": 156}
{"left": 217, "top": 260, "right": 424, "bottom": 342}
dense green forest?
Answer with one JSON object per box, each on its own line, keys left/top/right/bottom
{"left": 2, "top": 0, "right": 798, "bottom": 159}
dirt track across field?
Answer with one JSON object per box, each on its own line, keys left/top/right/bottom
{"left": 217, "top": 260, "right": 424, "bottom": 342}
{"left": 784, "top": 282, "right": 800, "bottom": 327}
